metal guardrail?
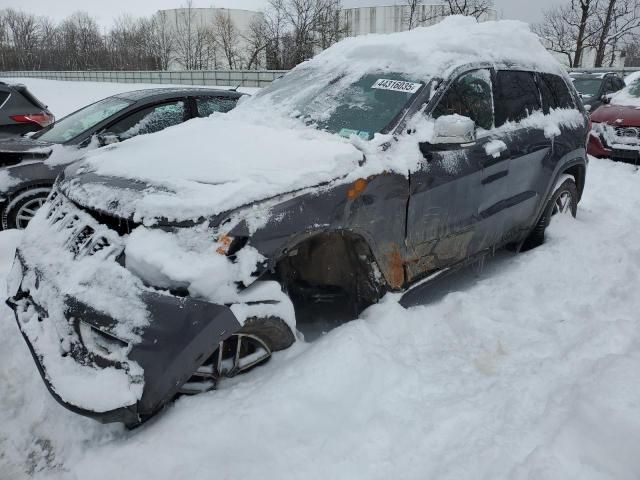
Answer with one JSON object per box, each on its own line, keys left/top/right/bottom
{"left": 1, "top": 67, "right": 639, "bottom": 88}
{"left": 568, "top": 67, "right": 640, "bottom": 75}
{"left": 0, "top": 70, "right": 289, "bottom": 88}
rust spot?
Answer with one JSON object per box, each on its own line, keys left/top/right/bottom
{"left": 216, "top": 234, "right": 233, "bottom": 255}
{"left": 347, "top": 178, "right": 367, "bottom": 200}
{"left": 382, "top": 243, "right": 405, "bottom": 289}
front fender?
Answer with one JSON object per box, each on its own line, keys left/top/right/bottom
{"left": 228, "top": 173, "right": 411, "bottom": 290}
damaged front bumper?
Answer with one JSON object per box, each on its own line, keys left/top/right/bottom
{"left": 6, "top": 252, "right": 242, "bottom": 426}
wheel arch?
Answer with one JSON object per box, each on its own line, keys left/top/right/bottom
{"left": 258, "top": 229, "right": 389, "bottom": 311}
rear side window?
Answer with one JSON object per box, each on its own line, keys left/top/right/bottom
{"left": 0, "top": 91, "right": 9, "bottom": 107}
{"left": 494, "top": 71, "right": 541, "bottom": 127}
{"left": 538, "top": 73, "right": 575, "bottom": 112}
{"left": 196, "top": 97, "right": 237, "bottom": 117}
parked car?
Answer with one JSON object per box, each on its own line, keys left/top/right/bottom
{"left": 0, "top": 87, "right": 244, "bottom": 229}
{"left": 0, "top": 81, "right": 54, "bottom": 136}
{"left": 587, "top": 75, "right": 640, "bottom": 163}
{"left": 570, "top": 72, "right": 625, "bottom": 111}
{"left": 7, "top": 17, "right": 588, "bottom": 427}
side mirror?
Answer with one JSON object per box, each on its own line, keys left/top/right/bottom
{"left": 432, "top": 115, "right": 476, "bottom": 144}
{"left": 97, "top": 133, "right": 120, "bottom": 147}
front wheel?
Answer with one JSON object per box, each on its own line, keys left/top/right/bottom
{"left": 1, "top": 187, "right": 51, "bottom": 230}
{"left": 180, "top": 316, "right": 295, "bottom": 395}
{"left": 522, "top": 178, "right": 578, "bottom": 251}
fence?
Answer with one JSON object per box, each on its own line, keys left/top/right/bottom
{"left": 1, "top": 67, "right": 639, "bottom": 88}
{"left": 0, "top": 70, "right": 289, "bottom": 88}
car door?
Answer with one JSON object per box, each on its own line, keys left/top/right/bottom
{"left": 406, "top": 68, "right": 509, "bottom": 281}
{"left": 104, "top": 99, "right": 188, "bottom": 141}
{"left": 492, "top": 70, "right": 553, "bottom": 240}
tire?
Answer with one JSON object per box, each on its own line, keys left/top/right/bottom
{"left": 1, "top": 187, "right": 51, "bottom": 230}
{"left": 522, "top": 178, "right": 578, "bottom": 251}
{"left": 239, "top": 316, "right": 296, "bottom": 352}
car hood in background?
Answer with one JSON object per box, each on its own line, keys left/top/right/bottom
{"left": 590, "top": 104, "right": 640, "bottom": 127}
{"left": 59, "top": 115, "right": 364, "bottom": 224}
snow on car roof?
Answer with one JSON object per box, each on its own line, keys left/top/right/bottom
{"left": 305, "top": 16, "right": 565, "bottom": 80}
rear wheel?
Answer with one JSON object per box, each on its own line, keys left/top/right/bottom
{"left": 1, "top": 187, "right": 51, "bottom": 230}
{"left": 180, "top": 316, "right": 295, "bottom": 395}
{"left": 522, "top": 178, "right": 578, "bottom": 251}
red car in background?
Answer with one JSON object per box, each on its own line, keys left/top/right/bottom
{"left": 588, "top": 73, "right": 640, "bottom": 164}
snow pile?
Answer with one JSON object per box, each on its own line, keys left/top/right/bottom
{"left": 0, "top": 169, "right": 20, "bottom": 192}
{"left": 3, "top": 157, "right": 640, "bottom": 478}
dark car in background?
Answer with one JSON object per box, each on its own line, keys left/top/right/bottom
{"left": 0, "top": 87, "right": 244, "bottom": 229}
{"left": 570, "top": 72, "right": 625, "bottom": 111}
{"left": 0, "top": 81, "right": 54, "bottom": 136}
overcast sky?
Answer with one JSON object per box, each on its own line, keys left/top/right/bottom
{"left": 2, "top": 0, "right": 562, "bottom": 28}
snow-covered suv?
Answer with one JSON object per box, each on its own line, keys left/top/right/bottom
{"left": 7, "top": 17, "right": 589, "bottom": 426}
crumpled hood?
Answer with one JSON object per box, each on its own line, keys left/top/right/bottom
{"left": 60, "top": 114, "right": 363, "bottom": 224}
{"left": 591, "top": 104, "right": 640, "bottom": 127}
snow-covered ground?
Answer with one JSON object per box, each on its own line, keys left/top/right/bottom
{"left": 2, "top": 78, "right": 258, "bottom": 118}
{"left": 1, "top": 156, "right": 640, "bottom": 479}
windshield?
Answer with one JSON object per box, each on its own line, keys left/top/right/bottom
{"left": 571, "top": 77, "right": 603, "bottom": 97}
{"left": 34, "top": 96, "right": 133, "bottom": 143}
{"left": 254, "top": 70, "right": 426, "bottom": 139}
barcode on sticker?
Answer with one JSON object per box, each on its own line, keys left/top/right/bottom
{"left": 371, "top": 79, "right": 422, "bottom": 94}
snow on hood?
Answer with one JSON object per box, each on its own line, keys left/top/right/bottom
{"left": 611, "top": 77, "right": 640, "bottom": 108}
{"left": 63, "top": 114, "right": 363, "bottom": 223}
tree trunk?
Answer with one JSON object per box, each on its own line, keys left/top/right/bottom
{"left": 574, "top": 0, "right": 590, "bottom": 67}
{"left": 595, "top": 0, "right": 617, "bottom": 67}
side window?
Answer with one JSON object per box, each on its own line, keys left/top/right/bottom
{"left": 538, "top": 73, "right": 575, "bottom": 112}
{"left": 196, "top": 97, "right": 237, "bottom": 117}
{"left": 108, "top": 100, "right": 186, "bottom": 139}
{"left": 494, "top": 71, "right": 541, "bottom": 127}
{"left": 433, "top": 69, "right": 494, "bottom": 130}
{"left": 0, "top": 91, "right": 9, "bottom": 106}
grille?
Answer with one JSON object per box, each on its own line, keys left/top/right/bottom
{"left": 614, "top": 126, "right": 640, "bottom": 140}
{"left": 45, "top": 190, "right": 122, "bottom": 259}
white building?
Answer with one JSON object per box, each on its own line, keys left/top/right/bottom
{"left": 156, "top": 7, "right": 264, "bottom": 70}
{"left": 341, "top": 3, "right": 498, "bottom": 37}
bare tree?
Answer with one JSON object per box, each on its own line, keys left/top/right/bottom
{"left": 213, "top": 10, "right": 241, "bottom": 69}
{"left": 533, "top": 5, "right": 580, "bottom": 66}
{"left": 534, "top": 0, "right": 601, "bottom": 67}
{"left": 243, "top": 16, "right": 269, "bottom": 70}
{"left": 592, "top": 0, "right": 640, "bottom": 66}
{"left": 405, "top": 0, "right": 423, "bottom": 30}
{"left": 150, "top": 11, "right": 175, "bottom": 70}
{"left": 263, "top": 0, "right": 345, "bottom": 70}
{"left": 442, "top": 0, "right": 494, "bottom": 20}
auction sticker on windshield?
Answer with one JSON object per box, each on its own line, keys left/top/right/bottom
{"left": 372, "top": 79, "right": 422, "bottom": 94}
